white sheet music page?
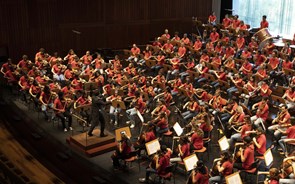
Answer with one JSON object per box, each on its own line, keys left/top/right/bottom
{"left": 145, "top": 139, "right": 161, "bottom": 155}
{"left": 183, "top": 154, "right": 199, "bottom": 171}
{"left": 219, "top": 136, "right": 230, "bottom": 151}
{"left": 173, "top": 122, "right": 183, "bottom": 136}
{"left": 264, "top": 149, "right": 273, "bottom": 167}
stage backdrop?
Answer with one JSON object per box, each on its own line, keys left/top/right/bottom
{"left": 0, "top": 0, "right": 212, "bottom": 61}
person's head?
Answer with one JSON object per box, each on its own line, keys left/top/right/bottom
{"left": 256, "top": 127, "right": 265, "bottom": 136}
{"left": 262, "top": 15, "right": 267, "bottom": 21}
{"left": 164, "top": 29, "right": 169, "bottom": 34}
{"left": 180, "top": 136, "right": 190, "bottom": 144}
{"left": 269, "top": 168, "right": 279, "bottom": 181}
{"left": 243, "top": 136, "right": 252, "bottom": 145}
{"left": 39, "top": 48, "right": 45, "bottom": 54}
{"left": 291, "top": 117, "right": 295, "bottom": 126}
{"left": 196, "top": 160, "right": 207, "bottom": 174}
{"left": 221, "top": 151, "right": 231, "bottom": 161}
{"left": 132, "top": 44, "right": 137, "bottom": 48}
{"left": 22, "top": 55, "right": 28, "bottom": 60}
{"left": 86, "top": 51, "right": 90, "bottom": 55}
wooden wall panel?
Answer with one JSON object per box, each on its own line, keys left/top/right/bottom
{"left": 0, "top": 0, "right": 212, "bottom": 61}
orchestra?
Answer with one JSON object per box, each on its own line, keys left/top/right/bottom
{"left": 2, "top": 13, "right": 295, "bottom": 184}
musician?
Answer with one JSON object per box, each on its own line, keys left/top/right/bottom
{"left": 125, "top": 92, "right": 144, "bottom": 129}
{"left": 35, "top": 48, "right": 45, "bottom": 63}
{"left": 51, "top": 61, "right": 65, "bottom": 82}
{"left": 282, "top": 86, "right": 295, "bottom": 109}
{"left": 228, "top": 115, "right": 252, "bottom": 148}
{"left": 177, "top": 43, "right": 187, "bottom": 58}
{"left": 249, "top": 37, "right": 258, "bottom": 52}
{"left": 194, "top": 60, "right": 209, "bottom": 88}
{"left": 260, "top": 15, "right": 269, "bottom": 29}
{"left": 208, "top": 11, "right": 216, "bottom": 25}
{"left": 39, "top": 85, "right": 53, "bottom": 121}
{"left": 71, "top": 74, "right": 83, "bottom": 91}
{"left": 231, "top": 15, "right": 241, "bottom": 29}
{"left": 152, "top": 111, "right": 169, "bottom": 136}
{"left": 49, "top": 52, "right": 61, "bottom": 67}
{"left": 219, "top": 98, "right": 238, "bottom": 124}
{"left": 190, "top": 126, "right": 204, "bottom": 151}
{"left": 61, "top": 82, "right": 74, "bottom": 97}
{"left": 239, "top": 21, "right": 248, "bottom": 30}
{"left": 181, "top": 33, "right": 190, "bottom": 46}
{"left": 277, "top": 118, "right": 295, "bottom": 155}
{"left": 111, "top": 132, "right": 132, "bottom": 169}
{"left": 171, "top": 31, "right": 180, "bottom": 41}
{"left": 161, "top": 29, "right": 170, "bottom": 39}
{"left": 255, "top": 64, "right": 268, "bottom": 81}
{"left": 106, "top": 90, "right": 122, "bottom": 126}
{"left": 233, "top": 136, "right": 255, "bottom": 170}
{"left": 182, "top": 98, "right": 199, "bottom": 121}
{"left": 222, "top": 14, "right": 232, "bottom": 29}
{"left": 251, "top": 97, "right": 269, "bottom": 128}
{"left": 227, "top": 73, "right": 244, "bottom": 99}
{"left": 53, "top": 92, "right": 73, "bottom": 132}
{"left": 74, "top": 91, "right": 92, "bottom": 126}
{"left": 193, "top": 37, "right": 203, "bottom": 51}
{"left": 211, "top": 53, "right": 222, "bottom": 68}
{"left": 236, "top": 34, "right": 245, "bottom": 51}
{"left": 170, "top": 136, "right": 191, "bottom": 163}
{"left": 88, "top": 92, "right": 109, "bottom": 137}
{"left": 152, "top": 72, "right": 166, "bottom": 93}
{"left": 209, "top": 89, "right": 227, "bottom": 116}
{"left": 179, "top": 57, "right": 195, "bottom": 81}
{"left": 205, "top": 39, "right": 214, "bottom": 52}
{"left": 264, "top": 168, "right": 280, "bottom": 184}
{"left": 170, "top": 74, "right": 182, "bottom": 96}
{"left": 162, "top": 40, "right": 174, "bottom": 54}
{"left": 252, "top": 127, "right": 267, "bottom": 156}
{"left": 139, "top": 146, "right": 172, "bottom": 183}
{"left": 209, "top": 28, "right": 219, "bottom": 43}
{"left": 80, "top": 51, "right": 92, "bottom": 69}
{"left": 209, "top": 151, "right": 233, "bottom": 184}
{"left": 268, "top": 104, "right": 291, "bottom": 141}
{"left": 188, "top": 160, "right": 209, "bottom": 184}
{"left": 151, "top": 52, "right": 165, "bottom": 74}
{"left": 134, "top": 122, "right": 156, "bottom": 155}
{"left": 17, "top": 55, "right": 30, "bottom": 71}
{"left": 128, "top": 44, "right": 141, "bottom": 62}
{"left": 210, "top": 66, "right": 227, "bottom": 91}
{"left": 1, "top": 58, "right": 14, "bottom": 75}
{"left": 166, "top": 56, "right": 180, "bottom": 80}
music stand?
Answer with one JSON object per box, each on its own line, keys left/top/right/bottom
{"left": 218, "top": 136, "right": 230, "bottom": 151}
{"left": 145, "top": 139, "right": 161, "bottom": 155}
{"left": 264, "top": 148, "right": 273, "bottom": 168}
{"left": 115, "top": 126, "right": 132, "bottom": 142}
{"left": 183, "top": 154, "right": 199, "bottom": 171}
{"left": 225, "top": 172, "right": 242, "bottom": 184}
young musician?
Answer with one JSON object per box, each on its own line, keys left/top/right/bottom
{"left": 170, "top": 136, "right": 191, "bottom": 163}
{"left": 111, "top": 132, "right": 132, "bottom": 169}
{"left": 188, "top": 160, "right": 209, "bottom": 184}
{"left": 278, "top": 117, "right": 295, "bottom": 155}
{"left": 39, "top": 85, "right": 54, "bottom": 121}
{"left": 209, "top": 151, "right": 233, "bottom": 184}
{"left": 260, "top": 15, "right": 269, "bottom": 29}
{"left": 74, "top": 91, "right": 92, "bottom": 126}
{"left": 106, "top": 90, "right": 122, "bottom": 126}
{"left": 251, "top": 97, "right": 269, "bottom": 128}
{"left": 190, "top": 126, "right": 204, "bottom": 151}
{"left": 233, "top": 136, "right": 255, "bottom": 170}
{"left": 252, "top": 127, "right": 267, "bottom": 156}
{"left": 53, "top": 92, "right": 73, "bottom": 132}
{"left": 228, "top": 116, "right": 252, "bottom": 148}
{"left": 139, "top": 146, "right": 172, "bottom": 183}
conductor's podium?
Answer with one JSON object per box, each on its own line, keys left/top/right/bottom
{"left": 66, "top": 129, "right": 117, "bottom": 157}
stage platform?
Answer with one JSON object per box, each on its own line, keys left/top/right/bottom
{"left": 66, "top": 129, "right": 117, "bottom": 157}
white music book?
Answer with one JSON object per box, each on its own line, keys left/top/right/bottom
{"left": 226, "top": 172, "right": 242, "bottom": 184}
{"left": 264, "top": 148, "right": 273, "bottom": 167}
{"left": 173, "top": 122, "right": 183, "bottom": 136}
{"left": 218, "top": 136, "right": 230, "bottom": 151}
{"left": 145, "top": 139, "right": 161, "bottom": 155}
{"left": 183, "top": 154, "right": 199, "bottom": 171}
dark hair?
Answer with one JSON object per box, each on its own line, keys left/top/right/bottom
{"left": 243, "top": 136, "right": 252, "bottom": 144}
{"left": 196, "top": 160, "right": 207, "bottom": 174}
{"left": 263, "top": 15, "right": 267, "bottom": 19}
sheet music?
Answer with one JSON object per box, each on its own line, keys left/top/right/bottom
{"left": 183, "top": 154, "right": 198, "bottom": 171}
{"left": 136, "top": 109, "right": 144, "bottom": 123}
{"left": 145, "top": 139, "right": 161, "bottom": 155}
{"left": 264, "top": 149, "right": 273, "bottom": 167}
{"left": 218, "top": 136, "right": 229, "bottom": 151}
{"left": 226, "top": 173, "right": 242, "bottom": 184}
{"left": 173, "top": 122, "right": 183, "bottom": 136}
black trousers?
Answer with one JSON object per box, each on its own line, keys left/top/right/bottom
{"left": 88, "top": 110, "right": 105, "bottom": 135}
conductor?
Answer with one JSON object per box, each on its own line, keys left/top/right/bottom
{"left": 88, "top": 91, "right": 109, "bottom": 137}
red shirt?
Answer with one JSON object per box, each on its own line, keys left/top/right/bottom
{"left": 287, "top": 126, "right": 295, "bottom": 139}
{"left": 180, "top": 143, "right": 190, "bottom": 159}
{"left": 243, "top": 144, "right": 255, "bottom": 169}
{"left": 260, "top": 20, "right": 269, "bottom": 29}
{"left": 223, "top": 17, "right": 231, "bottom": 28}
{"left": 82, "top": 55, "right": 92, "bottom": 65}
{"left": 157, "top": 117, "right": 168, "bottom": 129}
{"left": 241, "top": 124, "right": 251, "bottom": 138}
{"left": 157, "top": 150, "right": 171, "bottom": 174}
{"left": 221, "top": 161, "right": 233, "bottom": 176}
{"left": 256, "top": 134, "right": 266, "bottom": 155}
{"left": 194, "top": 167, "right": 209, "bottom": 184}
{"left": 131, "top": 47, "right": 140, "bottom": 55}
{"left": 193, "top": 40, "right": 202, "bottom": 50}
{"left": 191, "top": 133, "right": 203, "bottom": 150}
{"left": 256, "top": 102, "right": 269, "bottom": 121}
{"left": 209, "top": 15, "right": 216, "bottom": 23}
{"left": 53, "top": 98, "right": 64, "bottom": 113}
{"left": 241, "top": 62, "right": 252, "bottom": 75}
{"left": 121, "top": 140, "right": 131, "bottom": 155}
{"left": 178, "top": 46, "right": 186, "bottom": 57}
{"left": 269, "top": 57, "right": 279, "bottom": 70}
{"left": 145, "top": 131, "right": 156, "bottom": 142}
{"left": 282, "top": 60, "right": 293, "bottom": 69}
{"left": 210, "top": 32, "right": 219, "bottom": 42}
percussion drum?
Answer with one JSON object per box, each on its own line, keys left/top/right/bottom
{"left": 254, "top": 28, "right": 273, "bottom": 48}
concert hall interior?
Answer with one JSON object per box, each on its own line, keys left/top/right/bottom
{"left": 1, "top": 0, "right": 295, "bottom": 184}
